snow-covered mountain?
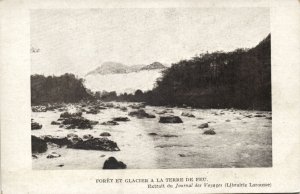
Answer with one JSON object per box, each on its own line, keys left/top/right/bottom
{"left": 84, "top": 61, "right": 167, "bottom": 94}
{"left": 86, "top": 62, "right": 130, "bottom": 76}
{"left": 141, "top": 62, "right": 166, "bottom": 70}
{"left": 86, "top": 61, "right": 166, "bottom": 76}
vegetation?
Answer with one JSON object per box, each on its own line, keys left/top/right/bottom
{"left": 31, "top": 34, "right": 271, "bottom": 110}
{"left": 31, "top": 73, "right": 93, "bottom": 105}
{"left": 104, "top": 34, "right": 271, "bottom": 110}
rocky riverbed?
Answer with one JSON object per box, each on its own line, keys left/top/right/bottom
{"left": 31, "top": 102, "right": 272, "bottom": 169}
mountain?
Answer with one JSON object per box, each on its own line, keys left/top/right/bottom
{"left": 86, "top": 61, "right": 166, "bottom": 76}
{"left": 140, "top": 62, "right": 166, "bottom": 70}
{"left": 84, "top": 61, "right": 167, "bottom": 94}
{"left": 86, "top": 62, "right": 131, "bottom": 76}
{"left": 129, "top": 65, "right": 146, "bottom": 72}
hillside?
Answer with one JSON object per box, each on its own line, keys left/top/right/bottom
{"left": 113, "top": 34, "right": 271, "bottom": 110}
{"left": 149, "top": 34, "right": 272, "bottom": 110}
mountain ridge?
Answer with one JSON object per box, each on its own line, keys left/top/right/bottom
{"left": 86, "top": 61, "right": 166, "bottom": 76}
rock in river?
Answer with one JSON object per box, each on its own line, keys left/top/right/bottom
{"left": 112, "top": 117, "right": 130, "bottom": 122}
{"left": 51, "top": 121, "right": 60, "bottom": 125}
{"left": 31, "top": 121, "right": 42, "bottom": 130}
{"left": 32, "top": 106, "right": 47, "bottom": 112}
{"left": 60, "top": 111, "right": 82, "bottom": 118}
{"left": 128, "top": 103, "right": 146, "bottom": 109}
{"left": 203, "top": 129, "right": 216, "bottom": 135}
{"left": 181, "top": 112, "right": 195, "bottom": 118}
{"left": 69, "top": 138, "right": 120, "bottom": 151}
{"left": 103, "top": 157, "right": 127, "bottom": 169}
{"left": 62, "top": 117, "right": 96, "bottom": 129}
{"left": 32, "top": 135, "right": 47, "bottom": 153}
{"left": 83, "top": 134, "right": 94, "bottom": 140}
{"left": 47, "top": 152, "right": 61, "bottom": 159}
{"left": 198, "top": 123, "right": 209, "bottom": 129}
{"left": 86, "top": 108, "right": 99, "bottom": 114}
{"left": 129, "top": 109, "right": 155, "bottom": 119}
{"left": 100, "top": 132, "right": 111, "bottom": 137}
{"left": 159, "top": 116, "right": 183, "bottom": 123}
{"left": 148, "top": 132, "right": 158, "bottom": 136}
{"left": 161, "top": 134, "right": 178, "bottom": 138}
{"left": 101, "top": 121, "right": 119, "bottom": 126}
{"left": 43, "top": 136, "right": 71, "bottom": 147}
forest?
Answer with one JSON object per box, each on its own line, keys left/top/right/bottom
{"left": 31, "top": 73, "right": 93, "bottom": 105}
{"left": 32, "top": 34, "right": 271, "bottom": 110}
{"left": 110, "top": 34, "right": 271, "bottom": 110}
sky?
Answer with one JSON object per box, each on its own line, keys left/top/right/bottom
{"left": 31, "top": 8, "right": 270, "bottom": 76}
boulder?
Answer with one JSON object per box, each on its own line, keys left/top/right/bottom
{"left": 32, "top": 136, "right": 47, "bottom": 153}
{"left": 156, "top": 109, "right": 174, "bottom": 115}
{"left": 89, "top": 120, "right": 99, "bottom": 125}
{"left": 45, "top": 104, "right": 61, "bottom": 111}
{"left": 112, "top": 117, "right": 130, "bottom": 122}
{"left": 119, "top": 107, "right": 127, "bottom": 111}
{"left": 101, "top": 121, "right": 119, "bottom": 126}
{"left": 203, "top": 129, "right": 216, "bottom": 135}
{"left": 181, "top": 112, "right": 195, "bottom": 118}
{"left": 103, "top": 103, "right": 114, "bottom": 108}
{"left": 47, "top": 152, "right": 61, "bottom": 159}
{"left": 69, "top": 138, "right": 120, "bottom": 151}
{"left": 148, "top": 132, "right": 158, "bottom": 136}
{"left": 161, "top": 134, "right": 178, "bottom": 138}
{"left": 60, "top": 111, "right": 82, "bottom": 118}
{"left": 254, "top": 114, "right": 265, "bottom": 117}
{"left": 67, "top": 133, "right": 78, "bottom": 138}
{"left": 159, "top": 116, "right": 183, "bottom": 123}
{"left": 58, "top": 108, "right": 66, "bottom": 112}
{"left": 31, "top": 121, "right": 42, "bottom": 130}
{"left": 83, "top": 134, "right": 94, "bottom": 140}
{"left": 103, "top": 157, "right": 127, "bottom": 169}
{"left": 198, "top": 123, "right": 209, "bottom": 129}
{"left": 32, "top": 154, "right": 38, "bottom": 159}
{"left": 44, "top": 136, "right": 71, "bottom": 146}
{"left": 129, "top": 103, "right": 146, "bottom": 109}
{"left": 67, "top": 136, "right": 82, "bottom": 145}
{"left": 32, "top": 106, "right": 47, "bottom": 112}
{"left": 100, "top": 132, "right": 111, "bottom": 137}
{"left": 156, "top": 110, "right": 167, "bottom": 115}
{"left": 95, "top": 106, "right": 107, "bottom": 110}
{"left": 86, "top": 108, "right": 99, "bottom": 114}
{"left": 62, "top": 117, "right": 94, "bottom": 129}
{"left": 129, "top": 109, "right": 155, "bottom": 119}
{"left": 51, "top": 121, "right": 60, "bottom": 125}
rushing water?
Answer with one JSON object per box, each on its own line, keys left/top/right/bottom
{"left": 32, "top": 102, "right": 272, "bottom": 170}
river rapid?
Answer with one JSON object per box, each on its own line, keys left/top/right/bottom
{"left": 32, "top": 102, "right": 272, "bottom": 169}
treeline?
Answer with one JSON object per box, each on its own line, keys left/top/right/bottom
{"left": 103, "top": 34, "right": 271, "bottom": 110}
{"left": 31, "top": 73, "right": 93, "bottom": 105}
{"left": 32, "top": 34, "right": 271, "bottom": 110}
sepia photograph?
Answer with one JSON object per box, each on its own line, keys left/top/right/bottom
{"left": 30, "top": 8, "right": 272, "bottom": 170}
